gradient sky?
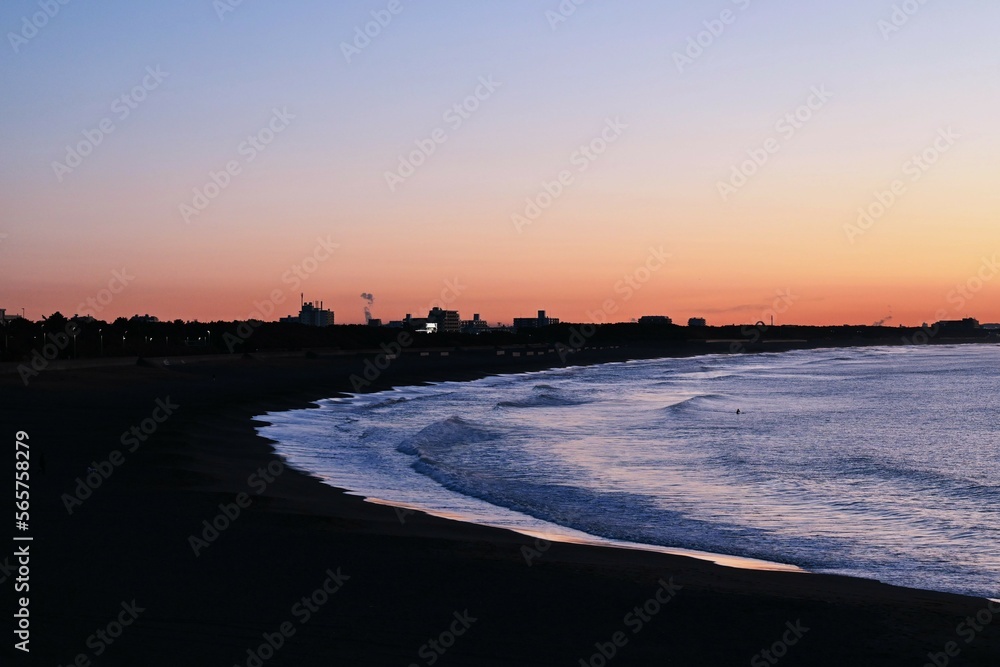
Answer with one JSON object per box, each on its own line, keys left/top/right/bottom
{"left": 2, "top": 0, "right": 998, "bottom": 325}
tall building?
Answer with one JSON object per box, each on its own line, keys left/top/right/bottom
{"left": 513, "top": 309, "right": 559, "bottom": 331}
{"left": 688, "top": 317, "right": 707, "bottom": 327}
{"left": 428, "top": 307, "right": 460, "bottom": 332}
{"left": 281, "top": 298, "right": 334, "bottom": 327}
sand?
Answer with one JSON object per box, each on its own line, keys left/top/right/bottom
{"left": 4, "top": 348, "right": 999, "bottom": 665}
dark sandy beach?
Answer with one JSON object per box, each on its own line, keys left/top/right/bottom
{"left": 5, "top": 347, "right": 999, "bottom": 665}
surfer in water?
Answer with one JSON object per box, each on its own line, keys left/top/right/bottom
{"left": 736, "top": 409, "right": 741, "bottom": 415}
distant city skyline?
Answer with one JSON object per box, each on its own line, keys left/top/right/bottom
{"left": 2, "top": 1, "right": 999, "bottom": 326}
{"left": 4, "top": 298, "right": 997, "bottom": 331}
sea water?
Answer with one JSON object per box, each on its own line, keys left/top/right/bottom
{"left": 256, "top": 344, "right": 1000, "bottom": 598}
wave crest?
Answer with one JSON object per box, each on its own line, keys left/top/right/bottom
{"left": 396, "top": 416, "right": 495, "bottom": 456}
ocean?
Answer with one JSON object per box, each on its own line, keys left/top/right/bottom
{"left": 256, "top": 344, "right": 1000, "bottom": 599}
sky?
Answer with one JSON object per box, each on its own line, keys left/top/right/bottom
{"left": 1, "top": 0, "right": 998, "bottom": 326}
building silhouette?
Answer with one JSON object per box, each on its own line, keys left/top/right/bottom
{"left": 513, "top": 310, "right": 559, "bottom": 331}
{"left": 428, "top": 307, "right": 461, "bottom": 332}
{"left": 935, "top": 318, "right": 980, "bottom": 331}
{"left": 461, "top": 313, "right": 490, "bottom": 333}
{"left": 281, "top": 297, "right": 334, "bottom": 327}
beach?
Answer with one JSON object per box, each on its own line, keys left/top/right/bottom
{"left": 7, "top": 349, "right": 1000, "bottom": 666}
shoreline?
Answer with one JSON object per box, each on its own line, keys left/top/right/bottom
{"left": 254, "top": 372, "right": 811, "bottom": 577}
{"left": 9, "top": 346, "right": 1000, "bottom": 664}
{"left": 355, "top": 496, "right": 806, "bottom": 574}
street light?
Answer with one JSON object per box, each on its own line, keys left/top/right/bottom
{"left": 99, "top": 329, "right": 103, "bottom": 356}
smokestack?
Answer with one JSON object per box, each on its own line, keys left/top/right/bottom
{"left": 360, "top": 293, "right": 375, "bottom": 323}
